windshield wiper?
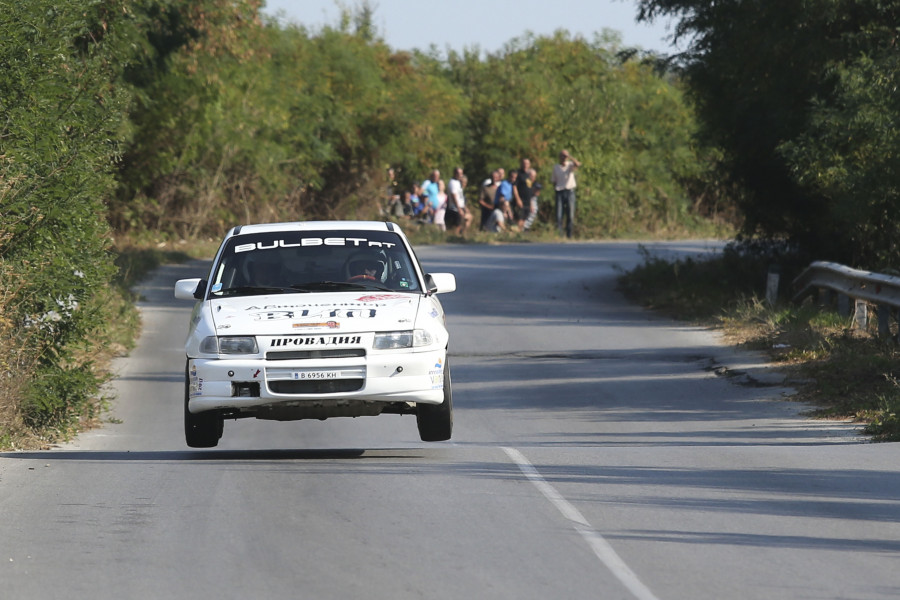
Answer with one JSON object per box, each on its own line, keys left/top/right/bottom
{"left": 216, "top": 285, "right": 306, "bottom": 297}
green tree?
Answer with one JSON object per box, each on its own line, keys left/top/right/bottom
{"left": 447, "top": 32, "right": 708, "bottom": 235}
{"left": 113, "top": 3, "right": 467, "bottom": 236}
{"left": 637, "top": 0, "right": 900, "bottom": 265}
{"left": 779, "top": 10, "right": 900, "bottom": 267}
{"left": 111, "top": 0, "right": 266, "bottom": 236}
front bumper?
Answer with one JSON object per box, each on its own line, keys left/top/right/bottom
{"left": 186, "top": 348, "right": 446, "bottom": 419}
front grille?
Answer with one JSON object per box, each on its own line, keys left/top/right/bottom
{"left": 266, "top": 349, "right": 366, "bottom": 361}
{"left": 269, "top": 379, "right": 364, "bottom": 394}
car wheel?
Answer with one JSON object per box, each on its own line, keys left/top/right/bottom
{"left": 184, "top": 361, "right": 223, "bottom": 448}
{"left": 416, "top": 358, "right": 453, "bottom": 442}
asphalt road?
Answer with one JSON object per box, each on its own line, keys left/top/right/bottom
{"left": 2, "top": 241, "right": 899, "bottom": 600}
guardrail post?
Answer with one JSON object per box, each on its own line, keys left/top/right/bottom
{"left": 766, "top": 265, "right": 780, "bottom": 305}
{"left": 877, "top": 304, "right": 891, "bottom": 339}
{"left": 853, "top": 299, "right": 867, "bottom": 330}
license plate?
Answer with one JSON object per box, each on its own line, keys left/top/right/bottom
{"left": 293, "top": 370, "right": 340, "bottom": 380}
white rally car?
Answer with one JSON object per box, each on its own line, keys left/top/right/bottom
{"left": 174, "top": 221, "right": 456, "bottom": 448}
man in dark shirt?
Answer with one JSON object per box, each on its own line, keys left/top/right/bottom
{"left": 514, "top": 158, "right": 534, "bottom": 231}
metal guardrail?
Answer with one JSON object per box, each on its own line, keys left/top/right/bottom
{"left": 793, "top": 261, "right": 900, "bottom": 338}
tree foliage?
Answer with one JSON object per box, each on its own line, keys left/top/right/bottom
{"left": 780, "top": 13, "right": 900, "bottom": 266}
{"left": 637, "top": 0, "right": 900, "bottom": 267}
{"left": 442, "top": 32, "right": 709, "bottom": 234}
{"left": 112, "top": 5, "right": 467, "bottom": 235}
{"left": 107, "top": 7, "right": 711, "bottom": 239}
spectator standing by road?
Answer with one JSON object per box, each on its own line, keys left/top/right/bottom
{"left": 421, "top": 170, "right": 441, "bottom": 224}
{"left": 433, "top": 179, "right": 448, "bottom": 231}
{"left": 513, "top": 158, "right": 534, "bottom": 231}
{"left": 479, "top": 169, "right": 502, "bottom": 230}
{"left": 551, "top": 150, "right": 581, "bottom": 238}
{"left": 524, "top": 181, "right": 541, "bottom": 231}
{"left": 494, "top": 169, "right": 517, "bottom": 226}
{"left": 445, "top": 166, "right": 472, "bottom": 235}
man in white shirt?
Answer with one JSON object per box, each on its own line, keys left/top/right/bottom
{"left": 550, "top": 149, "right": 581, "bottom": 238}
{"left": 446, "top": 166, "right": 472, "bottom": 236}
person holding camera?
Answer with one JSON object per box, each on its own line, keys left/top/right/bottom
{"left": 551, "top": 149, "right": 581, "bottom": 238}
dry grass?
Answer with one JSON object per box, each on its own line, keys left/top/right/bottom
{"left": 0, "top": 262, "right": 43, "bottom": 448}
{"left": 620, "top": 254, "right": 900, "bottom": 441}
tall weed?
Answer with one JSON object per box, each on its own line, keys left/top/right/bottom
{"left": 0, "top": 262, "right": 41, "bottom": 446}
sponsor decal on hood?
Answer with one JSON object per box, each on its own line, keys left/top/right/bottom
{"left": 208, "top": 293, "right": 419, "bottom": 335}
{"left": 355, "top": 294, "right": 408, "bottom": 303}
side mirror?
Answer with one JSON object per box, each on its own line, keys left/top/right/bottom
{"left": 174, "top": 278, "right": 205, "bottom": 300}
{"left": 193, "top": 279, "right": 208, "bottom": 299}
{"left": 424, "top": 273, "right": 456, "bottom": 295}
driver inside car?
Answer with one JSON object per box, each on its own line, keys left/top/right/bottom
{"left": 347, "top": 258, "right": 384, "bottom": 282}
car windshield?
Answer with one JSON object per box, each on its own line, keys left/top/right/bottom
{"left": 207, "top": 229, "right": 422, "bottom": 298}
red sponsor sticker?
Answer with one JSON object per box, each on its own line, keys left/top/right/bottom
{"left": 356, "top": 294, "right": 406, "bottom": 302}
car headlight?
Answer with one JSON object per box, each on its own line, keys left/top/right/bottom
{"left": 373, "top": 330, "right": 434, "bottom": 349}
{"left": 199, "top": 336, "right": 259, "bottom": 354}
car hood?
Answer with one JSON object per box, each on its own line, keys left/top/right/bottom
{"left": 207, "top": 292, "right": 423, "bottom": 335}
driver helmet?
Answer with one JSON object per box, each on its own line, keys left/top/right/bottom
{"left": 345, "top": 249, "right": 387, "bottom": 281}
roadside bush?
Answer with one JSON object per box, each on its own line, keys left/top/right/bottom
{"left": 617, "top": 239, "right": 804, "bottom": 321}
{"left": 0, "top": 0, "right": 139, "bottom": 443}
{"left": 0, "top": 262, "right": 38, "bottom": 445}
{"left": 21, "top": 363, "right": 106, "bottom": 430}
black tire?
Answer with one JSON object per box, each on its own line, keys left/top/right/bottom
{"left": 416, "top": 359, "right": 453, "bottom": 442}
{"left": 184, "top": 361, "right": 223, "bottom": 448}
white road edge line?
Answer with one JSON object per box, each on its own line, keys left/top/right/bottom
{"left": 502, "top": 447, "right": 661, "bottom": 600}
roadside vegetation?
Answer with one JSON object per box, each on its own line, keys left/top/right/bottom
{"left": 619, "top": 243, "right": 900, "bottom": 441}
{"left": 2, "top": 0, "right": 899, "bottom": 447}
{"left": 0, "top": 245, "right": 185, "bottom": 449}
